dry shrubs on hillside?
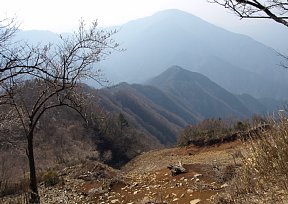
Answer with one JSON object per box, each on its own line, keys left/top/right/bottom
{"left": 0, "top": 99, "right": 156, "bottom": 197}
{"left": 216, "top": 113, "right": 288, "bottom": 203}
{"left": 177, "top": 118, "right": 250, "bottom": 147}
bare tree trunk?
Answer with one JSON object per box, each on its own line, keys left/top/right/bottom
{"left": 27, "top": 131, "right": 40, "bottom": 204}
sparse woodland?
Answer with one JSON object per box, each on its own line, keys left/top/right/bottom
{"left": 1, "top": 2, "right": 288, "bottom": 203}
{"left": 0, "top": 17, "right": 121, "bottom": 202}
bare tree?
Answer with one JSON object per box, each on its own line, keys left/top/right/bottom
{"left": 210, "top": 0, "right": 288, "bottom": 27}
{"left": 0, "top": 19, "right": 118, "bottom": 203}
{"left": 0, "top": 17, "right": 18, "bottom": 48}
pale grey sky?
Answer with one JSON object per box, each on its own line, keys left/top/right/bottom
{"left": 0, "top": 0, "right": 242, "bottom": 32}
{"left": 1, "top": 0, "right": 288, "bottom": 51}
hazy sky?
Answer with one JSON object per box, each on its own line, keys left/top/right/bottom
{"left": 0, "top": 0, "right": 246, "bottom": 32}
{"left": 1, "top": 0, "right": 288, "bottom": 51}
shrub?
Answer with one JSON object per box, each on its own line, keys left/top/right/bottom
{"left": 233, "top": 121, "right": 250, "bottom": 132}
{"left": 224, "top": 113, "right": 288, "bottom": 202}
{"left": 177, "top": 118, "right": 232, "bottom": 146}
{"left": 41, "top": 170, "right": 61, "bottom": 187}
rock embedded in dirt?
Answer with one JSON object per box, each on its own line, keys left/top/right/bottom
{"left": 187, "top": 189, "right": 194, "bottom": 193}
{"left": 167, "top": 161, "right": 187, "bottom": 176}
{"left": 190, "top": 198, "right": 201, "bottom": 204}
{"left": 111, "top": 198, "right": 120, "bottom": 203}
{"left": 194, "top": 173, "right": 203, "bottom": 178}
{"left": 221, "top": 183, "right": 229, "bottom": 188}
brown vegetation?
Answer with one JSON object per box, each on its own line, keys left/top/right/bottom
{"left": 177, "top": 118, "right": 247, "bottom": 147}
{"left": 177, "top": 116, "right": 270, "bottom": 147}
{"left": 216, "top": 113, "right": 288, "bottom": 203}
{"left": 0, "top": 16, "right": 119, "bottom": 202}
{"left": 0, "top": 86, "right": 159, "bottom": 198}
{"left": 2, "top": 112, "right": 288, "bottom": 203}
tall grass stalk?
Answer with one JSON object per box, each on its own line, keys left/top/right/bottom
{"left": 230, "top": 113, "right": 288, "bottom": 202}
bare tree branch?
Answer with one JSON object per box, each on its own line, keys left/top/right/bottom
{"left": 209, "top": 0, "right": 288, "bottom": 27}
{"left": 0, "top": 18, "right": 118, "bottom": 203}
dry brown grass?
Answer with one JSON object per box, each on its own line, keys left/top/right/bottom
{"left": 217, "top": 113, "right": 288, "bottom": 203}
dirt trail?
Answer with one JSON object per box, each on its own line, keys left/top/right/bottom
{"left": 1, "top": 140, "right": 245, "bottom": 204}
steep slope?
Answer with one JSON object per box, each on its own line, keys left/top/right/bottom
{"left": 147, "top": 66, "right": 252, "bottom": 119}
{"left": 15, "top": 9, "right": 288, "bottom": 99}
{"left": 236, "top": 94, "right": 268, "bottom": 114}
{"left": 98, "top": 83, "right": 196, "bottom": 145}
{"left": 101, "top": 9, "right": 288, "bottom": 99}
{"left": 194, "top": 56, "right": 287, "bottom": 99}
{"left": 96, "top": 66, "right": 271, "bottom": 146}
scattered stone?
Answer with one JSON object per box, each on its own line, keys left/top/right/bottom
{"left": 190, "top": 198, "right": 201, "bottom": 204}
{"left": 132, "top": 182, "right": 139, "bottom": 187}
{"left": 187, "top": 189, "right": 193, "bottom": 193}
{"left": 111, "top": 199, "right": 119, "bottom": 203}
{"left": 133, "top": 191, "right": 138, "bottom": 195}
{"left": 167, "top": 161, "right": 187, "bottom": 176}
{"left": 194, "top": 173, "right": 202, "bottom": 178}
{"left": 221, "top": 183, "right": 229, "bottom": 188}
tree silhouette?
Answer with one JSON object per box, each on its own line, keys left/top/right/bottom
{"left": 0, "top": 19, "right": 118, "bottom": 203}
{"left": 210, "top": 0, "right": 288, "bottom": 27}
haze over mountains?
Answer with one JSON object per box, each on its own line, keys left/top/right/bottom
{"left": 97, "top": 66, "right": 274, "bottom": 145}
{"left": 100, "top": 9, "right": 288, "bottom": 100}
{"left": 16, "top": 9, "right": 288, "bottom": 100}
{"left": 14, "top": 9, "right": 287, "bottom": 121}
{"left": 3, "top": 9, "right": 288, "bottom": 187}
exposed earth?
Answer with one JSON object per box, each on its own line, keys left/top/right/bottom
{"left": 2, "top": 141, "right": 245, "bottom": 204}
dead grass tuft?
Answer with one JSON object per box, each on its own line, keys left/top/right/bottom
{"left": 218, "top": 112, "right": 288, "bottom": 203}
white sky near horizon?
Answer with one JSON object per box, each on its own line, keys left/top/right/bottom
{"left": 0, "top": 0, "right": 245, "bottom": 32}
{"left": 1, "top": 0, "right": 288, "bottom": 52}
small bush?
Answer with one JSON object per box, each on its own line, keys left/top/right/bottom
{"left": 177, "top": 118, "right": 235, "bottom": 146}
{"left": 223, "top": 113, "right": 288, "bottom": 202}
{"left": 41, "top": 170, "right": 61, "bottom": 187}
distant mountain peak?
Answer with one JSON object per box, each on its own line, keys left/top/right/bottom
{"left": 152, "top": 9, "right": 194, "bottom": 17}
{"left": 166, "top": 65, "right": 184, "bottom": 71}
{"left": 150, "top": 65, "right": 210, "bottom": 84}
{"left": 162, "top": 65, "right": 185, "bottom": 75}
{"left": 150, "top": 9, "right": 204, "bottom": 21}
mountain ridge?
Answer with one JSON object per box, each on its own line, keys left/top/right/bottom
{"left": 15, "top": 9, "right": 288, "bottom": 99}
{"left": 97, "top": 66, "right": 275, "bottom": 145}
{"left": 100, "top": 9, "right": 288, "bottom": 99}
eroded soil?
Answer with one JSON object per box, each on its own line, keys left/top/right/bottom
{"left": 2, "top": 140, "right": 245, "bottom": 204}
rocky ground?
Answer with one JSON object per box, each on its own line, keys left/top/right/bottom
{"left": 1, "top": 141, "right": 245, "bottom": 204}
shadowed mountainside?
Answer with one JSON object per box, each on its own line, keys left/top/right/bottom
{"left": 97, "top": 66, "right": 274, "bottom": 146}
{"left": 15, "top": 9, "right": 288, "bottom": 100}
